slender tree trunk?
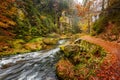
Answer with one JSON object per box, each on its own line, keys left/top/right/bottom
{"left": 88, "top": 13, "right": 90, "bottom": 34}
{"left": 107, "top": 0, "right": 110, "bottom": 7}
{"left": 88, "top": 1, "right": 91, "bottom": 34}
{"left": 102, "top": 0, "right": 105, "bottom": 11}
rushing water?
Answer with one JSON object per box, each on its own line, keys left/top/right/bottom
{"left": 0, "top": 40, "right": 66, "bottom": 80}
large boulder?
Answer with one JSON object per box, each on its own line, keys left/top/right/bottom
{"left": 47, "top": 33, "right": 60, "bottom": 38}
{"left": 42, "top": 38, "right": 58, "bottom": 45}
{"left": 60, "top": 44, "right": 80, "bottom": 57}
{"left": 11, "top": 39, "right": 25, "bottom": 49}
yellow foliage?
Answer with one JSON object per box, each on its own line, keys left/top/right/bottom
{"left": 0, "top": 0, "right": 17, "bottom": 28}
{"left": 78, "top": 21, "right": 88, "bottom": 32}
{"left": 0, "top": 22, "right": 9, "bottom": 28}
{"left": 40, "top": 15, "right": 46, "bottom": 20}
{"left": 8, "top": 7, "right": 18, "bottom": 15}
{"left": 59, "top": 45, "right": 65, "bottom": 51}
{"left": 24, "top": 42, "right": 42, "bottom": 51}
{"left": 0, "top": 15, "right": 16, "bottom": 28}
{"left": 17, "top": 9, "right": 25, "bottom": 20}
{"left": 60, "top": 16, "right": 67, "bottom": 23}
{"left": 82, "top": 24, "right": 88, "bottom": 31}
{"left": 8, "top": 20, "right": 16, "bottom": 26}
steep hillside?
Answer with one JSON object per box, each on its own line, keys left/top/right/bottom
{"left": 92, "top": 0, "right": 120, "bottom": 42}
{"left": 0, "top": 0, "right": 74, "bottom": 57}
{"left": 0, "top": 0, "right": 73, "bottom": 39}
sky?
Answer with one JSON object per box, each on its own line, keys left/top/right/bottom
{"left": 77, "top": 0, "right": 83, "bottom": 4}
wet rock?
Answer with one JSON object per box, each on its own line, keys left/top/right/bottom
{"left": 74, "top": 38, "right": 82, "bottom": 44}
{"left": 1, "top": 63, "right": 14, "bottom": 69}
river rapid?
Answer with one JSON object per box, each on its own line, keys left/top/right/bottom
{"left": 0, "top": 40, "right": 66, "bottom": 80}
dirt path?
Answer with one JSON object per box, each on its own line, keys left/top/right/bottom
{"left": 81, "top": 35, "right": 120, "bottom": 61}
{"left": 81, "top": 36, "right": 120, "bottom": 80}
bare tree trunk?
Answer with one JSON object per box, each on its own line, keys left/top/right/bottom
{"left": 88, "top": 1, "right": 90, "bottom": 34}
{"left": 88, "top": 13, "right": 90, "bottom": 34}
{"left": 107, "top": 0, "right": 110, "bottom": 7}
{"left": 102, "top": 0, "right": 105, "bottom": 11}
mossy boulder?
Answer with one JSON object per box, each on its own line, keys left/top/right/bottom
{"left": 24, "top": 37, "right": 44, "bottom": 51}
{"left": 42, "top": 38, "right": 58, "bottom": 45}
{"left": 60, "top": 44, "right": 80, "bottom": 57}
{"left": 10, "top": 39, "right": 25, "bottom": 49}
{"left": 29, "top": 37, "right": 43, "bottom": 42}
{"left": 47, "top": 33, "right": 60, "bottom": 38}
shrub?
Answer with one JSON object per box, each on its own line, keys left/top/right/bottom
{"left": 92, "top": 16, "right": 108, "bottom": 34}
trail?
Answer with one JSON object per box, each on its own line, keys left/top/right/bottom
{"left": 81, "top": 35, "right": 120, "bottom": 61}
{"left": 81, "top": 35, "right": 120, "bottom": 80}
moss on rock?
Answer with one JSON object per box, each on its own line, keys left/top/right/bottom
{"left": 43, "top": 38, "right": 59, "bottom": 45}
{"left": 60, "top": 44, "right": 80, "bottom": 58}
{"left": 56, "top": 39, "right": 107, "bottom": 80}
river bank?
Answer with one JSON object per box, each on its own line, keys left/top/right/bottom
{"left": 0, "top": 33, "right": 83, "bottom": 57}
{"left": 0, "top": 36, "right": 59, "bottom": 57}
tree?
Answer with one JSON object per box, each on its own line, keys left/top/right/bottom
{"left": 76, "top": 0, "right": 94, "bottom": 33}
{"left": 0, "top": 0, "right": 16, "bottom": 28}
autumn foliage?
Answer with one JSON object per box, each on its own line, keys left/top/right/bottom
{"left": 76, "top": 4, "right": 87, "bottom": 16}
{"left": 95, "top": 53, "right": 120, "bottom": 80}
{"left": 75, "top": 1, "right": 93, "bottom": 17}
{"left": 0, "top": 0, "right": 16, "bottom": 28}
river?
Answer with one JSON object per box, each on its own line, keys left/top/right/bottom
{"left": 0, "top": 40, "right": 66, "bottom": 80}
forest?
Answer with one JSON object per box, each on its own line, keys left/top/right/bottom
{"left": 0, "top": 0, "right": 120, "bottom": 80}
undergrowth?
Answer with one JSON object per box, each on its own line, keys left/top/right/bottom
{"left": 56, "top": 40, "right": 107, "bottom": 80}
